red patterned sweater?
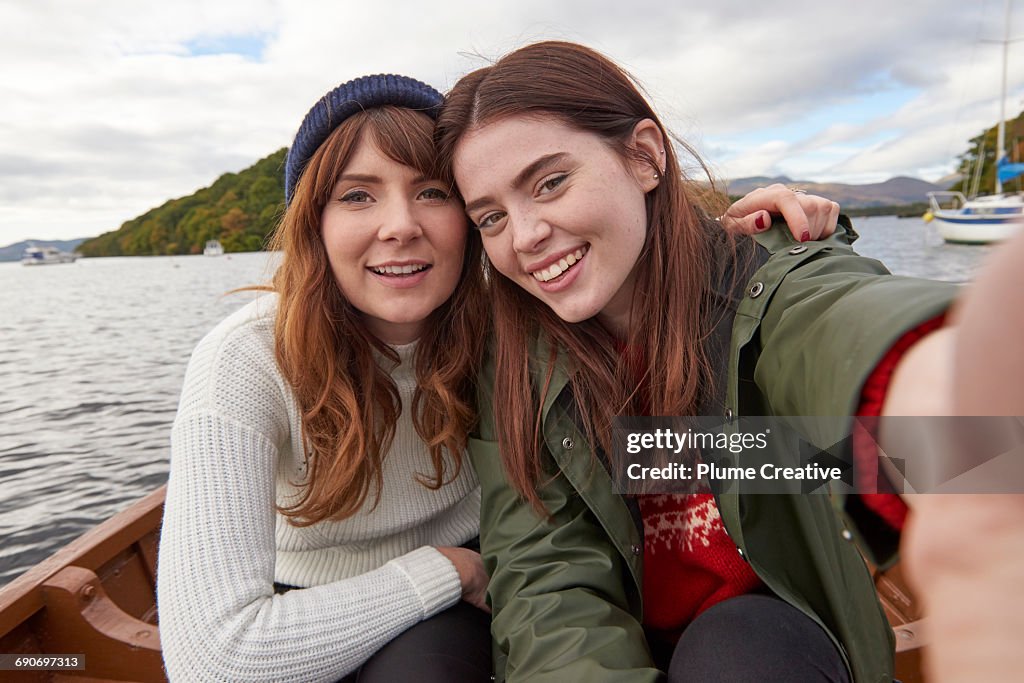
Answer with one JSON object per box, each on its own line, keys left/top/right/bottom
{"left": 636, "top": 318, "right": 943, "bottom": 641}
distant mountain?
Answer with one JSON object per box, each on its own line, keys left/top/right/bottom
{"left": 724, "top": 175, "right": 955, "bottom": 208}
{"left": 0, "top": 238, "right": 86, "bottom": 263}
{"left": 77, "top": 149, "right": 286, "bottom": 257}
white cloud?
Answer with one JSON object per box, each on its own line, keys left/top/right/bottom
{"left": 1, "top": 0, "right": 1021, "bottom": 243}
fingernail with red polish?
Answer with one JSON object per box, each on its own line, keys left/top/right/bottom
{"left": 755, "top": 214, "right": 765, "bottom": 231}
{"left": 800, "top": 230, "right": 811, "bottom": 243}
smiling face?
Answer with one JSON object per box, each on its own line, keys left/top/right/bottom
{"left": 452, "top": 115, "right": 661, "bottom": 338}
{"left": 321, "top": 132, "right": 468, "bottom": 345}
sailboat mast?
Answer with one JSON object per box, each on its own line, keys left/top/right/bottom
{"left": 997, "top": 0, "right": 1011, "bottom": 194}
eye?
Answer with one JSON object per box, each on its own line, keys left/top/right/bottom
{"left": 418, "top": 187, "right": 450, "bottom": 202}
{"left": 538, "top": 174, "right": 568, "bottom": 195}
{"left": 340, "top": 190, "right": 372, "bottom": 204}
{"left": 474, "top": 211, "right": 507, "bottom": 230}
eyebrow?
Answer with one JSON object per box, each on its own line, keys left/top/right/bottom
{"left": 336, "top": 173, "right": 432, "bottom": 185}
{"left": 337, "top": 173, "right": 382, "bottom": 184}
{"left": 463, "top": 153, "right": 569, "bottom": 216}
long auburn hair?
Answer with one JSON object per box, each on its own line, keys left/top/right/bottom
{"left": 435, "top": 41, "right": 734, "bottom": 511}
{"left": 268, "top": 105, "right": 487, "bottom": 525}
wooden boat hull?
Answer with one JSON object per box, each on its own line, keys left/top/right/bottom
{"left": 0, "top": 485, "right": 929, "bottom": 681}
{"left": 0, "top": 487, "right": 165, "bottom": 682}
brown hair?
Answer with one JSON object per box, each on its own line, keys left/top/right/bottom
{"left": 268, "top": 105, "right": 487, "bottom": 525}
{"left": 435, "top": 41, "right": 733, "bottom": 511}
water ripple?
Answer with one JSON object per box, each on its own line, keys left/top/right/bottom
{"left": 0, "top": 251, "right": 278, "bottom": 587}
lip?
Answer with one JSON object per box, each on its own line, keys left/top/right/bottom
{"left": 533, "top": 248, "right": 587, "bottom": 293}
{"left": 525, "top": 245, "right": 588, "bottom": 274}
{"left": 367, "top": 258, "right": 430, "bottom": 269}
{"left": 367, "top": 259, "right": 433, "bottom": 289}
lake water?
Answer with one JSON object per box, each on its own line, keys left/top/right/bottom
{"left": 0, "top": 216, "right": 996, "bottom": 588}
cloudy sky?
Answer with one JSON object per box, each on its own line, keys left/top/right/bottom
{"left": 3, "top": 0, "right": 1022, "bottom": 243}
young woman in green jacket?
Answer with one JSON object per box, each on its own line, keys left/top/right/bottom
{"left": 435, "top": 41, "right": 973, "bottom": 682}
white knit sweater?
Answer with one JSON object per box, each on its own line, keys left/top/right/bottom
{"left": 157, "top": 296, "right": 481, "bottom": 682}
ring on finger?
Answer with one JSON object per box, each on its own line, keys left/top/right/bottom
{"left": 788, "top": 187, "right": 807, "bottom": 195}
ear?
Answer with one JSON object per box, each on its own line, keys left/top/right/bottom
{"left": 628, "top": 119, "right": 665, "bottom": 193}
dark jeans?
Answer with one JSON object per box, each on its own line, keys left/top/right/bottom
{"left": 339, "top": 602, "right": 491, "bottom": 683}
{"left": 343, "top": 600, "right": 491, "bottom": 682}
{"left": 271, "top": 584, "right": 492, "bottom": 682}
{"left": 666, "top": 594, "right": 851, "bottom": 683}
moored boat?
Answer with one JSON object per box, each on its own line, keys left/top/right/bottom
{"left": 926, "top": 191, "right": 1024, "bottom": 244}
{"left": 21, "top": 246, "right": 79, "bottom": 266}
{"left": 925, "top": 0, "right": 1024, "bottom": 244}
{"left": 203, "top": 240, "right": 224, "bottom": 257}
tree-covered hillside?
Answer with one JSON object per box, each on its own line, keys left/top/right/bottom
{"left": 77, "top": 149, "right": 286, "bottom": 257}
{"left": 73, "top": 109, "right": 1024, "bottom": 259}
{"left": 951, "top": 110, "right": 1024, "bottom": 196}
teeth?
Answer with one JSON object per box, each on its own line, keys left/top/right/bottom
{"left": 533, "top": 247, "right": 587, "bottom": 282}
{"left": 371, "top": 263, "right": 429, "bottom": 275}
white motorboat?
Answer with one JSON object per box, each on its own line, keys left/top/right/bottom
{"left": 203, "top": 240, "right": 224, "bottom": 256}
{"left": 21, "top": 245, "right": 79, "bottom": 266}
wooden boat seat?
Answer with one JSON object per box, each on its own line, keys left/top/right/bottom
{"left": 39, "top": 565, "right": 162, "bottom": 681}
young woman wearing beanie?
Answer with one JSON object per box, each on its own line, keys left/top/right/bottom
{"left": 156, "top": 70, "right": 854, "bottom": 682}
{"left": 157, "top": 74, "right": 492, "bottom": 683}
{"left": 435, "top": 41, "right": 1010, "bottom": 682}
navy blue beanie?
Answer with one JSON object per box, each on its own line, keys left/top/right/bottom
{"left": 284, "top": 74, "right": 443, "bottom": 206}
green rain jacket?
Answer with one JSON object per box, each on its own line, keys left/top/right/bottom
{"left": 469, "top": 221, "right": 959, "bottom": 683}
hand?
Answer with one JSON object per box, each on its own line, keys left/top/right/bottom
{"left": 435, "top": 546, "right": 491, "bottom": 613}
{"left": 903, "top": 494, "right": 1024, "bottom": 683}
{"left": 719, "top": 183, "right": 840, "bottom": 242}
{"left": 900, "top": 229, "right": 1024, "bottom": 682}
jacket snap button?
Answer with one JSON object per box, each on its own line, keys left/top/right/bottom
{"left": 841, "top": 529, "right": 854, "bottom": 541}
{"left": 788, "top": 245, "right": 808, "bottom": 255}
{"left": 737, "top": 547, "right": 746, "bottom": 558}
{"left": 747, "top": 281, "right": 764, "bottom": 298}
{"left": 631, "top": 544, "right": 642, "bottom": 556}
{"left": 561, "top": 437, "right": 574, "bottom": 450}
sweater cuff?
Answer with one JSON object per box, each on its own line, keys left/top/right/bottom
{"left": 851, "top": 315, "right": 946, "bottom": 532}
{"left": 387, "top": 546, "right": 462, "bottom": 618}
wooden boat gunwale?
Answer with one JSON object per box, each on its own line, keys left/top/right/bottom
{"left": 0, "top": 486, "right": 166, "bottom": 682}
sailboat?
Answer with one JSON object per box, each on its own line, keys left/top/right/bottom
{"left": 927, "top": 0, "right": 1024, "bottom": 244}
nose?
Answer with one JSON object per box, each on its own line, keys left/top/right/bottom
{"left": 510, "top": 210, "right": 552, "bottom": 254}
{"left": 378, "top": 197, "right": 423, "bottom": 244}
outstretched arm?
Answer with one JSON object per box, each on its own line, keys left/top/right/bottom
{"left": 890, "top": 229, "right": 1024, "bottom": 683}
